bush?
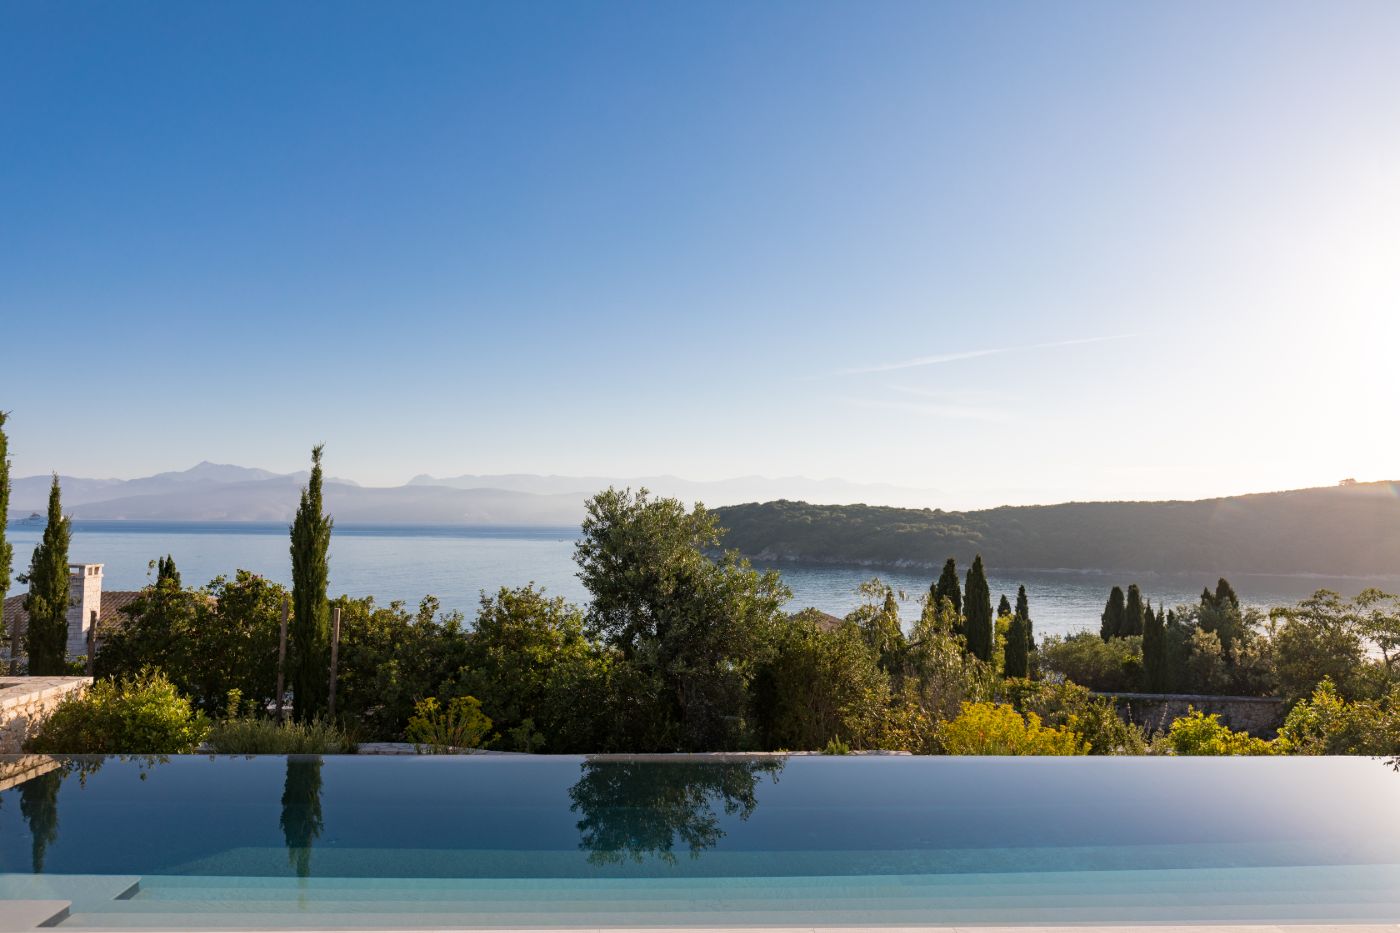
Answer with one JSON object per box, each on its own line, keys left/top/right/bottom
{"left": 1003, "top": 679, "right": 1146, "bottom": 755}
{"left": 26, "top": 668, "right": 210, "bottom": 754}
{"left": 1276, "top": 678, "right": 1400, "bottom": 755}
{"left": 1038, "top": 632, "right": 1142, "bottom": 692}
{"left": 1161, "top": 707, "right": 1274, "bottom": 755}
{"left": 405, "top": 695, "right": 493, "bottom": 752}
{"left": 936, "top": 701, "right": 1088, "bottom": 755}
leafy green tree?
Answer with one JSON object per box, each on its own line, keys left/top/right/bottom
{"left": 1269, "top": 590, "right": 1366, "bottom": 701}
{"left": 98, "top": 570, "right": 285, "bottom": 714}
{"left": 1039, "top": 631, "right": 1143, "bottom": 692}
{"left": 1356, "top": 588, "right": 1400, "bottom": 678}
{"left": 332, "top": 594, "right": 471, "bottom": 740}
{"left": 962, "top": 555, "right": 993, "bottom": 662}
{"left": 932, "top": 558, "right": 962, "bottom": 619}
{"left": 753, "top": 614, "right": 890, "bottom": 750}
{"left": 1003, "top": 678, "right": 1146, "bottom": 754}
{"left": 1122, "top": 584, "right": 1144, "bottom": 637}
{"left": 21, "top": 476, "right": 71, "bottom": 674}
{"left": 1100, "top": 585, "right": 1125, "bottom": 641}
{"left": 846, "top": 580, "right": 905, "bottom": 675}
{"left": 0, "top": 411, "right": 12, "bottom": 673}
{"left": 1142, "top": 601, "right": 1168, "bottom": 692}
{"left": 1163, "top": 707, "right": 1273, "bottom": 755}
{"left": 289, "top": 445, "right": 333, "bottom": 722}
{"left": 462, "top": 585, "right": 596, "bottom": 751}
{"left": 576, "top": 488, "right": 790, "bottom": 750}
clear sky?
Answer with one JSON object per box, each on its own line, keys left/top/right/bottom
{"left": 2, "top": 1, "right": 1397, "bottom": 508}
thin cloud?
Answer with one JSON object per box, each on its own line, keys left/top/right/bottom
{"left": 841, "top": 396, "right": 1013, "bottom": 423}
{"left": 837, "top": 334, "right": 1134, "bottom": 376}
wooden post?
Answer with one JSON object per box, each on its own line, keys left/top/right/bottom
{"left": 327, "top": 606, "right": 342, "bottom": 720}
{"left": 275, "top": 598, "right": 289, "bottom": 723}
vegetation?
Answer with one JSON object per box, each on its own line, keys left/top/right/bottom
{"left": 290, "top": 444, "right": 332, "bottom": 722}
{"left": 58, "top": 478, "right": 1398, "bottom": 758}
{"left": 936, "top": 702, "right": 1087, "bottom": 755}
{"left": 206, "top": 691, "right": 354, "bottom": 753}
{"left": 406, "top": 695, "right": 493, "bottom": 752}
{"left": 711, "top": 484, "right": 1400, "bottom": 577}
{"left": 1161, "top": 708, "right": 1274, "bottom": 756}
{"left": 21, "top": 476, "right": 71, "bottom": 674}
{"left": 0, "top": 411, "right": 11, "bottom": 674}
{"left": 26, "top": 668, "right": 210, "bottom": 753}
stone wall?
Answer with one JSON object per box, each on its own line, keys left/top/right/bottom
{"left": 1098, "top": 691, "right": 1287, "bottom": 738}
{"left": 0, "top": 676, "right": 91, "bottom": 753}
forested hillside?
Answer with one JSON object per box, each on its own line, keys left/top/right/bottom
{"left": 714, "top": 481, "right": 1400, "bottom": 576}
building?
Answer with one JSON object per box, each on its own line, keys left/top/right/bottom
{"left": 2, "top": 563, "right": 143, "bottom": 665}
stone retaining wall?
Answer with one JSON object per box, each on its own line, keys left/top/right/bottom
{"left": 0, "top": 676, "right": 91, "bottom": 753}
{"left": 1098, "top": 691, "right": 1287, "bottom": 738}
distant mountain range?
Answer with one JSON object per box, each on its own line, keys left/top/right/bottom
{"left": 5, "top": 462, "right": 942, "bottom": 525}
{"left": 713, "top": 481, "right": 1400, "bottom": 577}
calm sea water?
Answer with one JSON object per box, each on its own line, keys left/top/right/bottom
{"left": 1, "top": 755, "right": 1398, "bottom": 926}
{"left": 4, "top": 521, "right": 1394, "bottom": 638}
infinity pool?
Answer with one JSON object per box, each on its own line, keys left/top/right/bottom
{"left": 1, "top": 754, "right": 1398, "bottom": 928}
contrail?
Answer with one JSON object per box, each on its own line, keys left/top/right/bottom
{"left": 837, "top": 334, "right": 1135, "bottom": 375}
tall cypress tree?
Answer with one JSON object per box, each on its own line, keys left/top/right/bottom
{"left": 1122, "top": 584, "right": 1145, "bottom": 637}
{"left": 0, "top": 412, "right": 12, "bottom": 674}
{"left": 22, "top": 476, "right": 71, "bottom": 674}
{"left": 289, "top": 445, "right": 333, "bottom": 722}
{"left": 1015, "top": 585, "right": 1033, "bottom": 654}
{"left": 1142, "top": 600, "right": 1167, "bottom": 692}
{"left": 155, "top": 554, "right": 181, "bottom": 589}
{"left": 932, "top": 558, "right": 962, "bottom": 616}
{"left": 963, "top": 555, "right": 993, "bottom": 662}
{"left": 1100, "top": 586, "right": 1125, "bottom": 642}
{"left": 1003, "top": 608, "right": 1029, "bottom": 678}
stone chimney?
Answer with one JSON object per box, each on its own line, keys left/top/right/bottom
{"left": 66, "top": 564, "right": 103, "bottom": 659}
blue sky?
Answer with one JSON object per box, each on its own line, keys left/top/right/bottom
{"left": 2, "top": 1, "right": 1397, "bottom": 508}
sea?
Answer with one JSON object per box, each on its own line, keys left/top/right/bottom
{"left": 4, "top": 521, "right": 1394, "bottom": 639}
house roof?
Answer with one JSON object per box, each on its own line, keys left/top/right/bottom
{"left": 1, "top": 590, "right": 145, "bottom": 639}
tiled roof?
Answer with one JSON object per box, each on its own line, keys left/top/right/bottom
{"left": 0, "top": 590, "right": 145, "bottom": 638}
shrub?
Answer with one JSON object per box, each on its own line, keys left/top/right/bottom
{"left": 936, "top": 701, "right": 1088, "bottom": 755}
{"left": 26, "top": 668, "right": 210, "bottom": 754}
{"left": 1003, "top": 679, "right": 1146, "bottom": 755}
{"left": 206, "top": 715, "right": 355, "bottom": 754}
{"left": 1276, "top": 679, "right": 1400, "bottom": 755}
{"left": 1038, "top": 632, "right": 1143, "bottom": 692}
{"left": 405, "top": 695, "right": 493, "bottom": 752}
{"left": 1162, "top": 707, "right": 1274, "bottom": 755}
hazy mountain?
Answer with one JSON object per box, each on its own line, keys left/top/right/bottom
{"left": 7, "top": 463, "right": 576, "bottom": 525}
{"left": 713, "top": 480, "right": 1400, "bottom": 577}
{"left": 407, "top": 472, "right": 945, "bottom": 509}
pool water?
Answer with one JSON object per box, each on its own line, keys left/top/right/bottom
{"left": 1, "top": 754, "right": 1398, "bottom": 928}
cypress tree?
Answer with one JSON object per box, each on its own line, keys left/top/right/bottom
{"left": 933, "top": 558, "right": 962, "bottom": 616}
{"left": 963, "top": 555, "right": 993, "bottom": 662}
{"left": 1100, "top": 586, "right": 1125, "bottom": 641}
{"left": 1003, "top": 608, "right": 1029, "bottom": 679}
{"left": 289, "top": 445, "right": 333, "bottom": 722}
{"left": 1122, "top": 584, "right": 1145, "bottom": 637}
{"left": 0, "top": 412, "right": 12, "bottom": 674}
{"left": 22, "top": 476, "right": 71, "bottom": 674}
{"left": 1142, "top": 600, "right": 1167, "bottom": 692}
{"left": 1213, "top": 577, "right": 1239, "bottom": 610}
{"left": 155, "top": 554, "right": 181, "bottom": 589}
{"left": 997, "top": 594, "right": 1012, "bottom": 618}
{"left": 1015, "top": 585, "right": 1033, "bottom": 654}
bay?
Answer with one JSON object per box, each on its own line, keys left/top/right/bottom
{"left": 3, "top": 521, "right": 1393, "bottom": 639}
